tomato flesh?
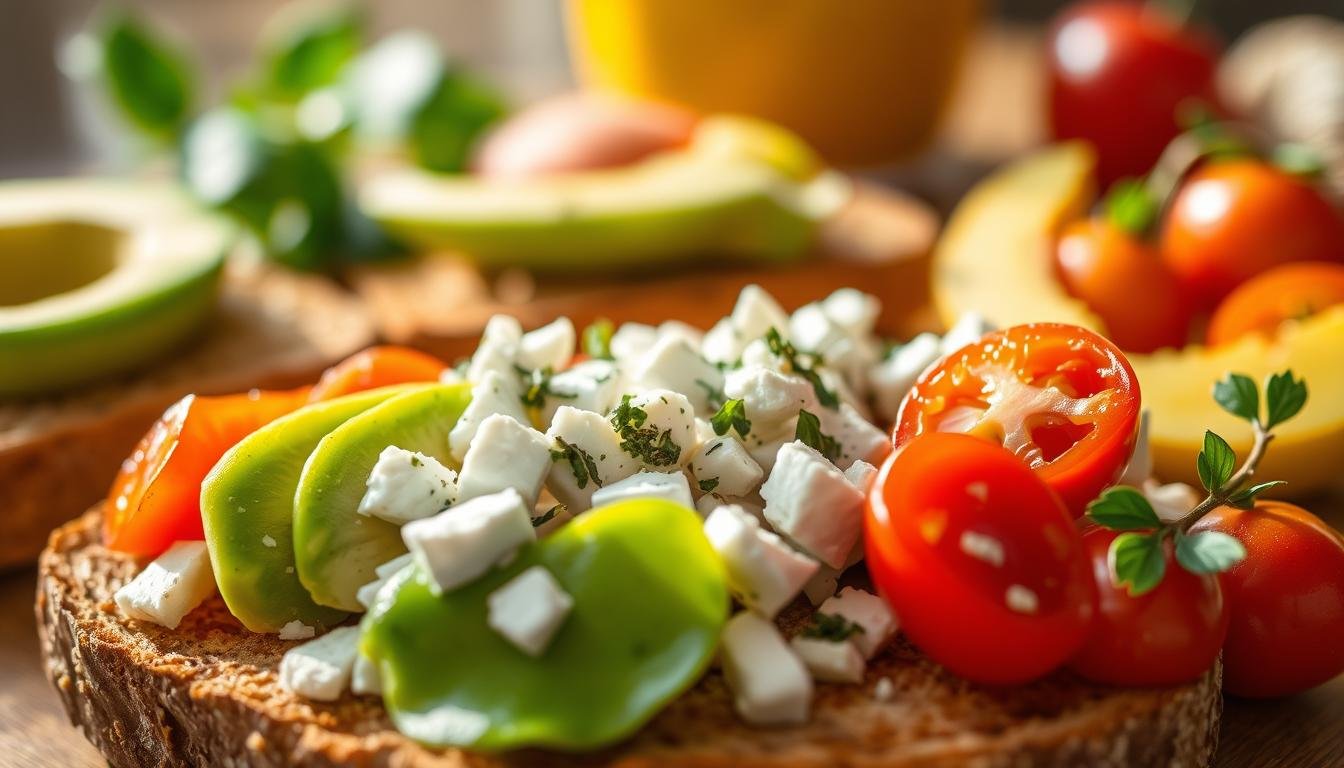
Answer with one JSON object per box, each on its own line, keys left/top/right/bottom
{"left": 895, "top": 323, "right": 1140, "bottom": 517}
{"left": 866, "top": 433, "right": 1095, "bottom": 685}
{"left": 308, "top": 345, "right": 446, "bottom": 402}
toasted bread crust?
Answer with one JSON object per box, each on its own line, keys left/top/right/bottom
{"left": 1, "top": 261, "right": 374, "bottom": 569}
{"left": 39, "top": 509, "right": 1220, "bottom": 768}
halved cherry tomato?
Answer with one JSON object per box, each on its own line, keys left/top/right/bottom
{"left": 1068, "top": 525, "right": 1228, "bottom": 686}
{"left": 308, "top": 345, "right": 446, "bottom": 401}
{"left": 1054, "top": 216, "right": 1191, "bottom": 352}
{"left": 1160, "top": 159, "right": 1344, "bottom": 307}
{"left": 104, "top": 387, "right": 310, "bottom": 556}
{"left": 895, "top": 323, "right": 1141, "bottom": 517}
{"left": 866, "top": 433, "right": 1095, "bottom": 685}
{"left": 1206, "top": 262, "right": 1344, "bottom": 346}
{"left": 1190, "top": 501, "right": 1344, "bottom": 697}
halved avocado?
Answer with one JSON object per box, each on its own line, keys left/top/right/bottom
{"left": 0, "top": 179, "right": 232, "bottom": 397}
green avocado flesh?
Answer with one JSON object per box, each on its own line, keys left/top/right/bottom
{"left": 362, "top": 499, "right": 729, "bottom": 752}
{"left": 201, "top": 387, "right": 409, "bottom": 633}
{"left": 0, "top": 180, "right": 230, "bottom": 397}
{"left": 295, "top": 383, "right": 472, "bottom": 612}
{"left": 358, "top": 156, "right": 848, "bottom": 271}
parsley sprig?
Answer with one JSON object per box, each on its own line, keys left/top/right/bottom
{"left": 550, "top": 437, "right": 602, "bottom": 490}
{"left": 795, "top": 409, "right": 842, "bottom": 463}
{"left": 764, "top": 328, "right": 839, "bottom": 409}
{"left": 710, "top": 398, "right": 752, "bottom": 439}
{"left": 1086, "top": 370, "right": 1308, "bottom": 596}
{"left": 802, "top": 612, "right": 866, "bottom": 642}
{"left": 610, "top": 394, "right": 681, "bottom": 466}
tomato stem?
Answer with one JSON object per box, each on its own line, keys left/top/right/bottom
{"left": 1175, "top": 421, "right": 1274, "bottom": 531}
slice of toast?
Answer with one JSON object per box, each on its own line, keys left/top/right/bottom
{"left": 38, "top": 509, "right": 1222, "bottom": 768}
{"left": 1, "top": 260, "right": 375, "bottom": 569}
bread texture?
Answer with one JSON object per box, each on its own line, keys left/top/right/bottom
{"left": 1, "top": 260, "right": 374, "bottom": 569}
{"left": 39, "top": 508, "right": 1221, "bottom": 768}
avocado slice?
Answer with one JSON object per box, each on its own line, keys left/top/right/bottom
{"left": 357, "top": 117, "right": 850, "bottom": 272}
{"left": 295, "top": 382, "right": 472, "bottom": 611}
{"left": 201, "top": 386, "right": 411, "bottom": 633}
{"left": 0, "top": 179, "right": 231, "bottom": 397}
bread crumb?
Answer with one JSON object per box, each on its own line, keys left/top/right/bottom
{"left": 246, "top": 731, "right": 267, "bottom": 752}
{"left": 874, "top": 676, "right": 895, "bottom": 702}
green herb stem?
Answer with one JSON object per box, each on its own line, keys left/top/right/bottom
{"left": 1175, "top": 421, "right": 1273, "bottom": 531}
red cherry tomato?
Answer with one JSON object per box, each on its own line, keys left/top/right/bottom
{"left": 1205, "top": 262, "right": 1344, "bottom": 346}
{"left": 1047, "top": 0, "right": 1220, "bottom": 185}
{"left": 1190, "top": 501, "right": 1344, "bottom": 697}
{"left": 1069, "top": 526, "right": 1229, "bottom": 686}
{"left": 866, "top": 433, "right": 1095, "bottom": 685}
{"left": 1160, "top": 160, "right": 1344, "bottom": 307}
{"left": 1055, "top": 216, "right": 1191, "bottom": 352}
{"left": 895, "top": 323, "right": 1141, "bottom": 517}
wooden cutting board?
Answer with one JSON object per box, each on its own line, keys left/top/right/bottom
{"left": 346, "top": 180, "right": 941, "bottom": 361}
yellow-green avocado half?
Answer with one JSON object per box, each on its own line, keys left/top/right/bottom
{"left": 0, "top": 179, "right": 232, "bottom": 397}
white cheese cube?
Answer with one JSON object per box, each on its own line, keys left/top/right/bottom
{"left": 590, "top": 469, "right": 695, "bottom": 511}
{"left": 356, "top": 575, "right": 388, "bottom": 610}
{"left": 545, "top": 406, "right": 639, "bottom": 512}
{"left": 731, "top": 284, "right": 790, "bottom": 342}
{"left": 821, "top": 288, "right": 881, "bottom": 338}
{"left": 788, "top": 302, "right": 847, "bottom": 355}
{"left": 844, "top": 460, "right": 878, "bottom": 492}
{"left": 449, "top": 370, "right": 528, "bottom": 462}
{"left": 465, "top": 315, "right": 523, "bottom": 384}
{"left": 610, "top": 322, "right": 658, "bottom": 366}
{"left": 516, "top": 317, "right": 576, "bottom": 372}
{"left": 613, "top": 389, "right": 698, "bottom": 470}
{"left": 630, "top": 335, "right": 724, "bottom": 415}
{"left": 486, "top": 565, "right": 574, "bottom": 657}
{"left": 704, "top": 505, "right": 818, "bottom": 619}
{"left": 760, "top": 441, "right": 865, "bottom": 569}
{"left": 940, "top": 311, "right": 995, "bottom": 356}
{"left": 723, "top": 366, "right": 817, "bottom": 429}
{"left": 351, "top": 652, "right": 382, "bottom": 696}
{"left": 820, "top": 403, "right": 891, "bottom": 471}
{"left": 357, "top": 446, "right": 458, "bottom": 525}
{"left": 458, "top": 414, "right": 553, "bottom": 506}
{"left": 278, "top": 626, "right": 361, "bottom": 702}
{"left": 739, "top": 337, "right": 783, "bottom": 372}
{"left": 278, "top": 620, "right": 315, "bottom": 640}
{"left": 720, "top": 612, "right": 813, "bottom": 726}
{"left": 869, "top": 332, "right": 941, "bottom": 423}
{"left": 701, "top": 317, "right": 742, "bottom": 365}
{"left": 541, "top": 359, "right": 621, "bottom": 424}
{"left": 790, "top": 636, "right": 865, "bottom": 684}
{"left": 695, "top": 492, "right": 766, "bottom": 522}
{"left": 374, "top": 553, "right": 414, "bottom": 580}
{"left": 802, "top": 565, "right": 841, "bottom": 606}
{"left": 819, "top": 587, "right": 898, "bottom": 660}
{"left": 401, "top": 489, "right": 536, "bottom": 594}
{"left": 744, "top": 423, "right": 794, "bottom": 475}
{"left": 694, "top": 417, "right": 718, "bottom": 444}
{"left": 689, "top": 436, "right": 764, "bottom": 498}
{"left": 658, "top": 320, "right": 704, "bottom": 347}
{"left": 113, "top": 541, "right": 216, "bottom": 630}
{"left": 1120, "top": 409, "right": 1152, "bottom": 487}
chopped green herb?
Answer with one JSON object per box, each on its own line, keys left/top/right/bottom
{"left": 765, "top": 327, "right": 839, "bottom": 408}
{"left": 409, "top": 454, "right": 423, "bottom": 468}
{"left": 710, "top": 398, "right": 752, "bottom": 439}
{"left": 705, "top": 441, "right": 725, "bottom": 456}
{"left": 608, "top": 394, "right": 683, "bottom": 466}
{"left": 795, "top": 409, "right": 842, "bottom": 462}
{"left": 550, "top": 437, "right": 603, "bottom": 490}
{"left": 698, "top": 477, "right": 720, "bottom": 493}
{"left": 516, "top": 365, "right": 577, "bottom": 409}
{"left": 802, "top": 612, "right": 866, "bottom": 642}
{"left": 531, "top": 504, "right": 564, "bottom": 528}
{"left": 582, "top": 319, "right": 615, "bottom": 360}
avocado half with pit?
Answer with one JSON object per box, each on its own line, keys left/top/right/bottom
{"left": 357, "top": 116, "right": 851, "bottom": 271}
{"left": 0, "top": 179, "right": 231, "bottom": 397}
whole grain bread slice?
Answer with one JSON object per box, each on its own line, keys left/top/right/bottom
{"left": 39, "top": 508, "right": 1222, "bottom": 768}
{"left": 1, "top": 260, "right": 375, "bottom": 569}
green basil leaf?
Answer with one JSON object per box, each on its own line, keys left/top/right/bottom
{"left": 1109, "top": 531, "right": 1167, "bottom": 597}
{"left": 262, "top": 5, "right": 363, "bottom": 101}
{"left": 1196, "top": 430, "right": 1235, "bottom": 492}
{"left": 1212, "top": 373, "right": 1259, "bottom": 424}
{"left": 1174, "top": 530, "right": 1246, "bottom": 575}
{"left": 794, "top": 409, "right": 840, "bottom": 462}
{"left": 410, "top": 69, "right": 507, "bottom": 173}
{"left": 1226, "top": 480, "right": 1286, "bottom": 509}
{"left": 710, "top": 399, "right": 751, "bottom": 439}
{"left": 99, "top": 11, "right": 193, "bottom": 139}
{"left": 1086, "top": 486, "right": 1161, "bottom": 531}
{"left": 1265, "top": 370, "right": 1308, "bottom": 430}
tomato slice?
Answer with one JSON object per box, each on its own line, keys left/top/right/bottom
{"left": 104, "top": 387, "right": 310, "bottom": 556}
{"left": 308, "top": 345, "right": 446, "bottom": 402}
{"left": 894, "top": 323, "right": 1140, "bottom": 517}
{"left": 865, "top": 432, "right": 1095, "bottom": 684}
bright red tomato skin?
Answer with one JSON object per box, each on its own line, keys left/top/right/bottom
{"left": 1191, "top": 502, "right": 1344, "bottom": 698}
{"left": 866, "top": 433, "right": 1096, "bottom": 685}
{"left": 1069, "top": 526, "right": 1229, "bottom": 687}
{"left": 894, "top": 323, "right": 1141, "bottom": 519}
{"left": 1047, "top": 0, "right": 1220, "bottom": 186}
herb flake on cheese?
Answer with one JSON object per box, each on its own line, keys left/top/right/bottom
{"left": 795, "top": 409, "right": 842, "bottom": 463}
{"left": 710, "top": 398, "right": 752, "bottom": 439}
{"left": 803, "top": 612, "right": 867, "bottom": 642}
{"left": 550, "top": 437, "right": 603, "bottom": 490}
{"left": 610, "top": 394, "right": 682, "bottom": 467}
{"left": 765, "top": 327, "right": 839, "bottom": 409}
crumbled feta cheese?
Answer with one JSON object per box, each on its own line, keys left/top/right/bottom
{"left": 610, "top": 322, "right": 658, "bottom": 366}
{"left": 843, "top": 460, "right": 878, "bottom": 492}
{"left": 704, "top": 505, "right": 818, "bottom": 619}
{"left": 351, "top": 651, "right": 382, "bottom": 696}
{"left": 630, "top": 335, "right": 724, "bottom": 414}
{"left": 278, "top": 626, "right": 361, "bottom": 702}
{"left": 1120, "top": 410, "right": 1153, "bottom": 487}
{"left": 613, "top": 389, "right": 697, "bottom": 470}
{"left": 486, "top": 565, "right": 574, "bottom": 657}
{"left": 802, "top": 564, "right": 841, "bottom": 606}
{"left": 278, "top": 620, "right": 316, "bottom": 640}
{"left": 375, "top": 553, "right": 414, "bottom": 580}
{"left": 541, "top": 359, "right": 621, "bottom": 424}
{"left": 688, "top": 436, "right": 765, "bottom": 498}
{"left": 788, "top": 302, "right": 848, "bottom": 356}
{"left": 760, "top": 441, "right": 865, "bottom": 568}
{"left": 357, "top": 446, "right": 458, "bottom": 525}
{"left": 744, "top": 425, "right": 793, "bottom": 475}
{"left": 401, "top": 489, "right": 535, "bottom": 594}
{"left": 113, "top": 541, "right": 216, "bottom": 630}
{"left": 695, "top": 492, "right": 766, "bottom": 521}
{"left": 790, "top": 636, "right": 865, "bottom": 684}
{"left": 465, "top": 315, "right": 523, "bottom": 384}
{"left": 720, "top": 612, "right": 812, "bottom": 726}
{"left": 940, "top": 311, "right": 995, "bottom": 356}
{"left": 820, "top": 403, "right": 891, "bottom": 470}
{"left": 869, "top": 332, "right": 941, "bottom": 423}
{"left": 590, "top": 469, "right": 695, "bottom": 511}
{"left": 516, "top": 317, "right": 575, "bottom": 372}
{"left": 822, "top": 288, "right": 881, "bottom": 339}
{"left": 701, "top": 317, "right": 742, "bottom": 365}
{"left": 356, "top": 575, "right": 388, "bottom": 610}
{"left": 694, "top": 417, "right": 718, "bottom": 444}
{"left": 658, "top": 320, "right": 704, "bottom": 347}
{"left": 457, "top": 414, "right": 552, "bottom": 506}
{"left": 739, "top": 337, "right": 782, "bottom": 371}
{"left": 545, "top": 406, "right": 638, "bottom": 512}
{"left": 731, "top": 284, "right": 791, "bottom": 342}
{"left": 723, "top": 366, "right": 817, "bottom": 428}
{"left": 819, "top": 587, "right": 897, "bottom": 659}
{"left": 449, "top": 370, "right": 528, "bottom": 462}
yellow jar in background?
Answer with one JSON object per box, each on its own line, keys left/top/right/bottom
{"left": 565, "top": 0, "right": 982, "bottom": 169}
